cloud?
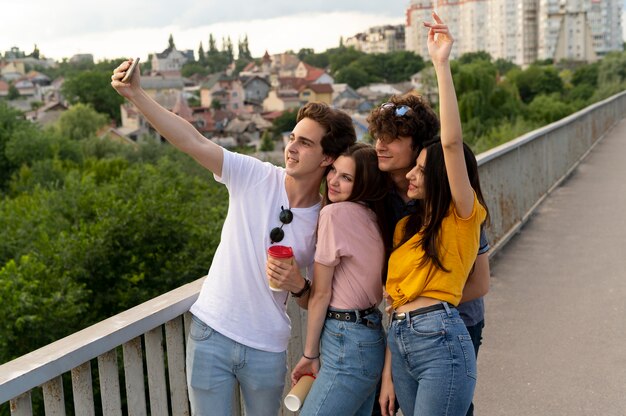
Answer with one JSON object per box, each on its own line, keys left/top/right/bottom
{"left": 18, "top": 11, "right": 404, "bottom": 61}
{"left": 2, "top": 0, "right": 405, "bottom": 40}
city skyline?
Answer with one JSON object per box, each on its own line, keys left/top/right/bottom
{"left": 1, "top": 1, "right": 624, "bottom": 63}
{"left": 1, "top": 1, "right": 406, "bottom": 62}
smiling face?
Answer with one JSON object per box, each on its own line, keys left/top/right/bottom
{"left": 406, "top": 148, "right": 427, "bottom": 200}
{"left": 326, "top": 155, "right": 356, "bottom": 203}
{"left": 284, "top": 117, "right": 332, "bottom": 179}
{"left": 375, "top": 135, "right": 418, "bottom": 176}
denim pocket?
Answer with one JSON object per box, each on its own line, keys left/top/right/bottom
{"left": 189, "top": 315, "right": 215, "bottom": 341}
{"left": 408, "top": 315, "right": 446, "bottom": 337}
{"left": 458, "top": 334, "right": 477, "bottom": 380}
{"left": 357, "top": 335, "right": 385, "bottom": 379}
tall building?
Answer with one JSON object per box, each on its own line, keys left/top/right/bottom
{"left": 406, "top": 0, "right": 433, "bottom": 58}
{"left": 405, "top": 0, "right": 622, "bottom": 66}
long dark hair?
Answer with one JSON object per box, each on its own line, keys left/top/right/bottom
{"left": 399, "top": 141, "right": 489, "bottom": 272}
{"left": 323, "top": 143, "right": 392, "bottom": 276}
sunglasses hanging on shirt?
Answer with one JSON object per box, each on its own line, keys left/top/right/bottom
{"left": 270, "top": 206, "right": 293, "bottom": 243}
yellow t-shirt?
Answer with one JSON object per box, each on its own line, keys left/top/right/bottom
{"left": 386, "top": 194, "right": 487, "bottom": 309}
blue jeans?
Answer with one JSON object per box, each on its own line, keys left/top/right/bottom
{"left": 186, "top": 315, "right": 287, "bottom": 416}
{"left": 464, "top": 319, "right": 484, "bottom": 416}
{"left": 300, "top": 309, "right": 386, "bottom": 416}
{"left": 388, "top": 303, "right": 476, "bottom": 416}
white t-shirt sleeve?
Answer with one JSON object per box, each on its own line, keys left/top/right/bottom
{"left": 216, "top": 149, "right": 277, "bottom": 195}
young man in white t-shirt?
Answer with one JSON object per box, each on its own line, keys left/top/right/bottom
{"left": 112, "top": 60, "right": 356, "bottom": 416}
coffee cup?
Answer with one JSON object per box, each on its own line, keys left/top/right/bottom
{"left": 267, "top": 245, "right": 293, "bottom": 291}
{"left": 284, "top": 374, "right": 315, "bottom": 412}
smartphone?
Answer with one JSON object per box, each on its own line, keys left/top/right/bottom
{"left": 121, "top": 57, "right": 140, "bottom": 83}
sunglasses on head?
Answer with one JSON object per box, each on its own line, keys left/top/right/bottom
{"left": 380, "top": 102, "right": 412, "bottom": 117}
{"left": 270, "top": 206, "right": 293, "bottom": 244}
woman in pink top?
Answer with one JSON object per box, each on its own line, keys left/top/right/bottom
{"left": 291, "top": 143, "right": 390, "bottom": 415}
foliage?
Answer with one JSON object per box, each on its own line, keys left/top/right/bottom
{"left": 55, "top": 103, "right": 109, "bottom": 141}
{"left": 271, "top": 109, "right": 299, "bottom": 135}
{"left": 61, "top": 70, "right": 125, "bottom": 122}
{"left": 0, "top": 111, "right": 230, "bottom": 366}
{"left": 259, "top": 130, "right": 275, "bottom": 151}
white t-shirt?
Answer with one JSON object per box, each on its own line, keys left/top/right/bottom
{"left": 189, "top": 150, "right": 320, "bottom": 352}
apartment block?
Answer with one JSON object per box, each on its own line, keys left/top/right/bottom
{"left": 405, "top": 0, "right": 622, "bottom": 66}
{"left": 345, "top": 25, "right": 406, "bottom": 53}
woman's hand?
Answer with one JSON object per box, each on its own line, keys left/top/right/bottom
{"left": 379, "top": 373, "right": 397, "bottom": 416}
{"left": 291, "top": 356, "right": 320, "bottom": 386}
{"left": 424, "top": 11, "right": 454, "bottom": 65}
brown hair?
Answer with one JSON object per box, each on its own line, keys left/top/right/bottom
{"left": 297, "top": 102, "right": 356, "bottom": 158}
{"left": 366, "top": 93, "right": 440, "bottom": 152}
{"left": 322, "top": 143, "right": 392, "bottom": 281}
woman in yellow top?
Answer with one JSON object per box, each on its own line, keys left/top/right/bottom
{"left": 378, "top": 12, "right": 488, "bottom": 416}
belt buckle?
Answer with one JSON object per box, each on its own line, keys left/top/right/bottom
{"left": 394, "top": 312, "right": 407, "bottom": 320}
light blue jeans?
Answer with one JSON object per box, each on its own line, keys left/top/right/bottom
{"left": 300, "top": 309, "right": 385, "bottom": 416}
{"left": 186, "top": 315, "right": 287, "bottom": 416}
{"left": 388, "top": 303, "right": 476, "bottom": 416}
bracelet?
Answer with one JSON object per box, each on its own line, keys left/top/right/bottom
{"left": 302, "top": 353, "right": 320, "bottom": 360}
{"left": 291, "top": 278, "right": 311, "bottom": 298}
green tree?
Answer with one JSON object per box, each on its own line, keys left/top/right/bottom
{"left": 61, "top": 70, "right": 124, "bottom": 122}
{"left": 168, "top": 34, "right": 176, "bottom": 50}
{"left": 510, "top": 65, "right": 564, "bottom": 103}
{"left": 259, "top": 130, "right": 275, "bottom": 151}
{"left": 198, "top": 42, "right": 206, "bottom": 66}
{"left": 335, "top": 64, "right": 371, "bottom": 89}
{"left": 0, "top": 102, "right": 30, "bottom": 190}
{"left": 272, "top": 108, "right": 299, "bottom": 135}
{"left": 7, "top": 83, "right": 19, "bottom": 100}
{"left": 527, "top": 94, "right": 574, "bottom": 124}
{"left": 56, "top": 103, "right": 109, "bottom": 141}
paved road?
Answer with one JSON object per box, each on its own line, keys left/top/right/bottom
{"left": 474, "top": 119, "right": 626, "bottom": 415}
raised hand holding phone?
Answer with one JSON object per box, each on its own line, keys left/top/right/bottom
{"left": 121, "top": 57, "right": 140, "bottom": 83}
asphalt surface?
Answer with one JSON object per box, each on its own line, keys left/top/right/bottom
{"left": 474, "top": 119, "right": 626, "bottom": 415}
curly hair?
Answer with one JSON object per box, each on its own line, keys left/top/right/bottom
{"left": 366, "top": 93, "right": 440, "bottom": 152}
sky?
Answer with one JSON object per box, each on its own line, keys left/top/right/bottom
{"left": 1, "top": 1, "right": 624, "bottom": 63}
{"left": 1, "top": 1, "right": 407, "bottom": 62}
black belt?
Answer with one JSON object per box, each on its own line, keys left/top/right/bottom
{"left": 392, "top": 303, "right": 453, "bottom": 321}
{"left": 326, "top": 306, "right": 379, "bottom": 327}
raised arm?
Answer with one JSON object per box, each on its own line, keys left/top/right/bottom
{"left": 425, "top": 13, "right": 474, "bottom": 218}
{"left": 111, "top": 59, "right": 224, "bottom": 177}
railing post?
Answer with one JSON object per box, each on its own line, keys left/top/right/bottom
{"left": 42, "top": 376, "right": 65, "bottom": 415}
{"left": 9, "top": 392, "right": 32, "bottom": 416}
{"left": 123, "top": 337, "right": 147, "bottom": 416}
{"left": 98, "top": 350, "right": 122, "bottom": 416}
{"left": 165, "top": 317, "right": 190, "bottom": 416}
{"left": 145, "top": 327, "right": 169, "bottom": 416}
{"left": 71, "top": 361, "right": 95, "bottom": 416}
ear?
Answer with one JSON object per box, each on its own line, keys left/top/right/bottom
{"left": 320, "top": 155, "right": 334, "bottom": 168}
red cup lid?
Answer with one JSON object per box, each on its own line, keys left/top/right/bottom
{"left": 268, "top": 245, "right": 293, "bottom": 258}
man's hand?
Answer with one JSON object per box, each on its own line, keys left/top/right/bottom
{"left": 110, "top": 58, "right": 140, "bottom": 100}
{"left": 266, "top": 257, "right": 303, "bottom": 293}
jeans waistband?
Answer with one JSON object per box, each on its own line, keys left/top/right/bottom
{"left": 392, "top": 302, "right": 455, "bottom": 321}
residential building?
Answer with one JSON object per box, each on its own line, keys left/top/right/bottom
{"left": 151, "top": 46, "right": 194, "bottom": 76}
{"left": 262, "top": 89, "right": 300, "bottom": 112}
{"left": 345, "top": 25, "right": 406, "bottom": 53}
{"left": 405, "top": 0, "right": 622, "bottom": 66}
{"left": 241, "top": 75, "right": 271, "bottom": 107}
{"left": 200, "top": 73, "right": 245, "bottom": 114}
